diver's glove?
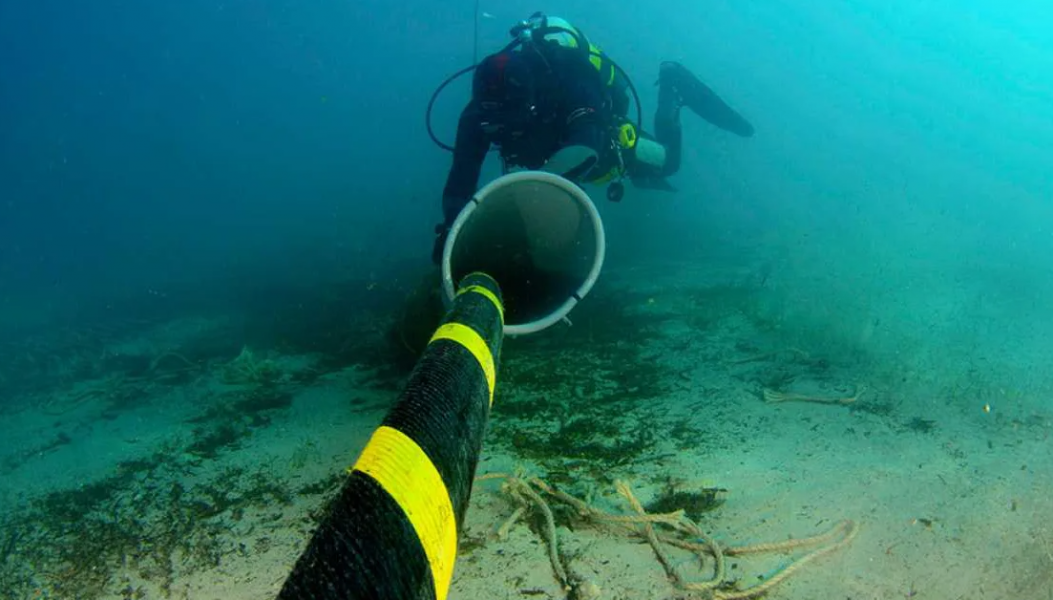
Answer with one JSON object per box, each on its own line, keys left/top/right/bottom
{"left": 431, "top": 223, "right": 449, "bottom": 266}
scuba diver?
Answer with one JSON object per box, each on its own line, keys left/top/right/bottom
{"left": 429, "top": 12, "right": 755, "bottom": 264}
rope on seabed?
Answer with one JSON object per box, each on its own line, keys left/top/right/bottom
{"left": 476, "top": 472, "right": 859, "bottom": 599}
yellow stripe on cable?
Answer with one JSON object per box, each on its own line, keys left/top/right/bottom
{"left": 353, "top": 426, "right": 458, "bottom": 600}
{"left": 429, "top": 322, "right": 496, "bottom": 407}
{"left": 456, "top": 284, "right": 504, "bottom": 323}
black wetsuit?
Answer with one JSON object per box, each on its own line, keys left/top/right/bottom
{"left": 438, "top": 49, "right": 753, "bottom": 234}
{"left": 440, "top": 47, "right": 618, "bottom": 227}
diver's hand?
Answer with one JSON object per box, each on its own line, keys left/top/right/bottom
{"left": 431, "top": 223, "right": 449, "bottom": 265}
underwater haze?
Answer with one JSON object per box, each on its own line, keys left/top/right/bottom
{"left": 2, "top": 1, "right": 1053, "bottom": 598}
{"left": 2, "top": 0, "right": 1052, "bottom": 361}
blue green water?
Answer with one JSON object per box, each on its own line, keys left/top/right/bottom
{"left": 1, "top": 2, "right": 1052, "bottom": 598}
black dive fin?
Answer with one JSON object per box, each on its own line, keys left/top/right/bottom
{"left": 661, "top": 61, "right": 755, "bottom": 137}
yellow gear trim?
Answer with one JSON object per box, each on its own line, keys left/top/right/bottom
{"left": 456, "top": 284, "right": 504, "bottom": 323}
{"left": 618, "top": 123, "right": 638, "bottom": 149}
{"left": 429, "top": 322, "right": 496, "bottom": 407}
{"left": 589, "top": 44, "right": 616, "bottom": 86}
{"left": 353, "top": 425, "right": 457, "bottom": 600}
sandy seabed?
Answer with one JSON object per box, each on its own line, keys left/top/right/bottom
{"left": 2, "top": 261, "right": 1051, "bottom": 600}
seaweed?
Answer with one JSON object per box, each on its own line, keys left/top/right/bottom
{"left": 903, "top": 417, "right": 937, "bottom": 435}
{"left": 1, "top": 450, "right": 302, "bottom": 599}
{"left": 498, "top": 410, "right": 660, "bottom": 478}
{"left": 186, "top": 422, "right": 247, "bottom": 459}
{"left": 646, "top": 486, "right": 728, "bottom": 522}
